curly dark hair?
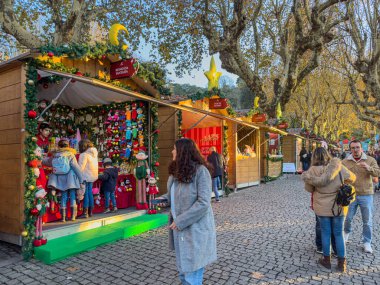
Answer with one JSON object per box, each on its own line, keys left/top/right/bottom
{"left": 168, "top": 138, "right": 211, "bottom": 183}
{"left": 79, "top": 139, "right": 94, "bottom": 153}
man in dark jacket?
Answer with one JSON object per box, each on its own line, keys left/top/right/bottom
{"left": 207, "top": 147, "right": 223, "bottom": 202}
{"left": 299, "top": 146, "right": 309, "bottom": 171}
{"left": 99, "top": 158, "right": 119, "bottom": 213}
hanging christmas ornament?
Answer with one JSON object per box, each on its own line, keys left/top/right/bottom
{"left": 154, "top": 162, "right": 160, "bottom": 166}
{"left": 28, "top": 185, "right": 35, "bottom": 191}
{"left": 47, "top": 51, "right": 54, "bottom": 57}
{"left": 21, "top": 230, "right": 28, "bottom": 237}
{"left": 27, "top": 79, "right": 34, "bottom": 86}
{"left": 27, "top": 110, "right": 37, "bottom": 119}
{"left": 30, "top": 208, "right": 39, "bottom": 216}
{"left": 31, "top": 137, "right": 38, "bottom": 142}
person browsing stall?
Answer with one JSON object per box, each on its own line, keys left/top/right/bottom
{"left": 43, "top": 139, "right": 84, "bottom": 222}
{"left": 78, "top": 139, "right": 99, "bottom": 219}
{"left": 99, "top": 158, "right": 118, "bottom": 213}
{"left": 302, "top": 147, "right": 356, "bottom": 273}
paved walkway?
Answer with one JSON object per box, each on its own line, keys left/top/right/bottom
{"left": 0, "top": 175, "right": 379, "bottom": 285}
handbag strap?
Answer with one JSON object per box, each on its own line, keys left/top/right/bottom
{"left": 339, "top": 171, "right": 344, "bottom": 186}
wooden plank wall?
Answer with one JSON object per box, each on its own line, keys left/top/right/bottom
{"left": 235, "top": 128, "right": 260, "bottom": 186}
{"left": 0, "top": 64, "right": 24, "bottom": 237}
{"left": 282, "top": 136, "right": 296, "bottom": 163}
{"left": 157, "top": 106, "right": 177, "bottom": 193}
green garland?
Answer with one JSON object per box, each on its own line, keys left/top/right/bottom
{"left": 150, "top": 103, "right": 160, "bottom": 178}
{"left": 23, "top": 60, "right": 39, "bottom": 260}
{"left": 39, "top": 43, "right": 171, "bottom": 98}
{"left": 223, "top": 125, "right": 232, "bottom": 196}
{"left": 39, "top": 42, "right": 130, "bottom": 61}
{"left": 177, "top": 110, "right": 183, "bottom": 138}
{"left": 266, "top": 155, "right": 284, "bottom": 162}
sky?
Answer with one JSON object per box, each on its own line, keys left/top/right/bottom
{"left": 134, "top": 42, "right": 238, "bottom": 88}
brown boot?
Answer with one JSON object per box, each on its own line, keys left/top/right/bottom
{"left": 337, "top": 257, "right": 347, "bottom": 273}
{"left": 318, "top": 255, "right": 331, "bottom": 269}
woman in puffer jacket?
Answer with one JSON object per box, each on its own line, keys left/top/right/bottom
{"left": 78, "top": 139, "right": 98, "bottom": 218}
{"left": 302, "top": 147, "right": 356, "bottom": 273}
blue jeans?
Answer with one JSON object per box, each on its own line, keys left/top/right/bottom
{"left": 179, "top": 267, "right": 204, "bottom": 285}
{"left": 212, "top": 177, "right": 220, "bottom": 200}
{"left": 61, "top": 189, "right": 77, "bottom": 208}
{"left": 315, "top": 215, "right": 336, "bottom": 253}
{"left": 104, "top": 191, "right": 117, "bottom": 209}
{"left": 83, "top": 182, "right": 94, "bottom": 208}
{"left": 318, "top": 216, "right": 345, "bottom": 258}
{"left": 344, "top": 195, "right": 373, "bottom": 244}
{"left": 302, "top": 161, "right": 309, "bottom": 171}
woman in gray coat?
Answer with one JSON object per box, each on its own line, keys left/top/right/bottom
{"left": 159, "top": 138, "right": 217, "bottom": 285}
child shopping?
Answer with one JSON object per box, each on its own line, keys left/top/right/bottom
{"left": 99, "top": 158, "right": 118, "bottom": 213}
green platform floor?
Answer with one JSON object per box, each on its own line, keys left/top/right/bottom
{"left": 34, "top": 213, "right": 168, "bottom": 264}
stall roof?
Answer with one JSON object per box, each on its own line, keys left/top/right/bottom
{"left": 38, "top": 68, "right": 261, "bottom": 130}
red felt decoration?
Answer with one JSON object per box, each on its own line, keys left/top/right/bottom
{"left": 28, "top": 159, "right": 39, "bottom": 168}
{"left": 47, "top": 51, "right": 54, "bottom": 57}
{"left": 28, "top": 110, "right": 37, "bottom": 119}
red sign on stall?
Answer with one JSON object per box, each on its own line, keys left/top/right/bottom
{"left": 110, "top": 58, "right": 139, "bottom": 80}
{"left": 182, "top": 126, "right": 222, "bottom": 157}
{"left": 209, "top": 98, "right": 228, "bottom": 109}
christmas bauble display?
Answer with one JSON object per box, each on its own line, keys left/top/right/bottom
{"left": 21, "top": 231, "right": 28, "bottom": 237}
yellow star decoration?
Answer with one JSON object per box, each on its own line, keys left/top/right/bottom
{"left": 204, "top": 56, "right": 222, "bottom": 90}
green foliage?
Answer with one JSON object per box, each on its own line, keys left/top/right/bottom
{"left": 22, "top": 59, "right": 39, "bottom": 260}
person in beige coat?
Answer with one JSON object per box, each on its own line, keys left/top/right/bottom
{"left": 343, "top": 140, "right": 380, "bottom": 254}
{"left": 302, "top": 147, "right": 356, "bottom": 273}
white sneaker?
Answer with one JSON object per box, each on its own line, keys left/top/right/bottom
{"left": 363, "top": 243, "right": 373, "bottom": 254}
{"left": 343, "top": 232, "right": 349, "bottom": 243}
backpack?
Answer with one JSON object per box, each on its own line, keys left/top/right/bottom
{"left": 332, "top": 172, "right": 355, "bottom": 216}
{"left": 52, "top": 155, "right": 71, "bottom": 175}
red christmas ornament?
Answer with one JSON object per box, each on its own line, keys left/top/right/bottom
{"left": 43, "top": 83, "right": 49, "bottom": 89}
{"left": 154, "top": 162, "right": 160, "bottom": 167}
{"left": 28, "top": 110, "right": 37, "bottom": 119}
{"left": 47, "top": 51, "right": 54, "bottom": 57}
{"left": 30, "top": 208, "right": 39, "bottom": 216}
{"left": 101, "top": 55, "right": 107, "bottom": 60}
{"left": 33, "top": 239, "right": 42, "bottom": 247}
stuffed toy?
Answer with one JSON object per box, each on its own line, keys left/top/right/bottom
{"left": 126, "top": 104, "right": 131, "bottom": 121}
{"left": 33, "top": 188, "right": 49, "bottom": 247}
{"left": 147, "top": 173, "right": 159, "bottom": 214}
{"left": 131, "top": 102, "right": 138, "bottom": 121}
{"left": 134, "top": 150, "right": 150, "bottom": 210}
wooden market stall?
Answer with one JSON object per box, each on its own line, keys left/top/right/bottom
{"left": 0, "top": 50, "right": 174, "bottom": 262}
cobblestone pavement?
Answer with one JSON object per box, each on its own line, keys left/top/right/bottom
{"left": 1, "top": 175, "right": 379, "bottom": 285}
